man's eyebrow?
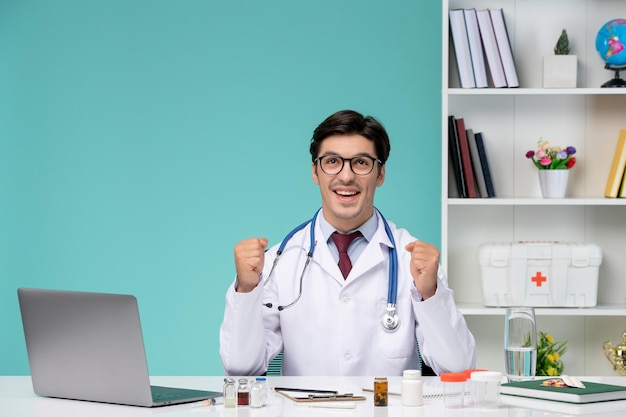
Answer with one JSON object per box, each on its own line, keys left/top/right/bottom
{"left": 318, "top": 152, "right": 376, "bottom": 158}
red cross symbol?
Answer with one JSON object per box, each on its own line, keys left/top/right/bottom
{"left": 531, "top": 272, "right": 547, "bottom": 287}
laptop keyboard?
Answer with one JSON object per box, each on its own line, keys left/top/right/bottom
{"left": 152, "top": 385, "right": 200, "bottom": 401}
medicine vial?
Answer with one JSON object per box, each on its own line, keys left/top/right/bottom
{"left": 249, "top": 378, "right": 266, "bottom": 408}
{"left": 237, "top": 378, "right": 250, "bottom": 406}
{"left": 401, "top": 369, "right": 423, "bottom": 406}
{"left": 223, "top": 377, "right": 236, "bottom": 408}
{"left": 373, "top": 377, "right": 388, "bottom": 406}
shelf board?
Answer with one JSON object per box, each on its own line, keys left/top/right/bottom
{"left": 458, "top": 303, "right": 626, "bottom": 316}
{"left": 447, "top": 198, "right": 626, "bottom": 206}
{"left": 447, "top": 88, "right": 626, "bottom": 96}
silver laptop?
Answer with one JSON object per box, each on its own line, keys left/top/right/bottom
{"left": 17, "top": 288, "right": 222, "bottom": 407}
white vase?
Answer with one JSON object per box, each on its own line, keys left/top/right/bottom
{"left": 543, "top": 55, "right": 577, "bottom": 88}
{"left": 538, "top": 170, "right": 569, "bottom": 198}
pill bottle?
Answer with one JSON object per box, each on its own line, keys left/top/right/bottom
{"left": 440, "top": 372, "right": 467, "bottom": 408}
{"left": 401, "top": 369, "right": 423, "bottom": 406}
{"left": 237, "top": 378, "right": 250, "bottom": 406}
{"left": 470, "top": 371, "right": 503, "bottom": 408}
{"left": 373, "top": 377, "right": 388, "bottom": 406}
{"left": 223, "top": 377, "right": 236, "bottom": 408}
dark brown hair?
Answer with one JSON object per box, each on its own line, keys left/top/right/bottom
{"left": 309, "top": 110, "right": 391, "bottom": 164}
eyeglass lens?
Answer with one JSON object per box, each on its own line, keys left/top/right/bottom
{"left": 318, "top": 156, "right": 376, "bottom": 175}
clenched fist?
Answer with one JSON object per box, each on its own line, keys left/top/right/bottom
{"left": 405, "top": 240, "right": 439, "bottom": 300}
{"left": 234, "top": 237, "right": 268, "bottom": 293}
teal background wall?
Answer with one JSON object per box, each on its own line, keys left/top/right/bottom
{"left": 0, "top": 0, "right": 441, "bottom": 375}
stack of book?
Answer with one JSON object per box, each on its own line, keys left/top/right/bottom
{"left": 448, "top": 115, "right": 495, "bottom": 198}
{"left": 604, "top": 129, "right": 626, "bottom": 198}
{"left": 449, "top": 8, "right": 519, "bottom": 88}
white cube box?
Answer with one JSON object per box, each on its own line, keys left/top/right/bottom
{"left": 478, "top": 242, "right": 602, "bottom": 307}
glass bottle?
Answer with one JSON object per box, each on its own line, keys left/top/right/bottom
{"left": 237, "top": 378, "right": 250, "bottom": 406}
{"left": 223, "top": 377, "right": 236, "bottom": 408}
{"left": 373, "top": 376, "right": 388, "bottom": 406}
{"left": 249, "top": 378, "right": 264, "bottom": 408}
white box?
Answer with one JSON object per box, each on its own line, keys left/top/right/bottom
{"left": 478, "top": 242, "right": 602, "bottom": 307}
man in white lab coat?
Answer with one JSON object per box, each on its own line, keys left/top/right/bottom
{"left": 220, "top": 110, "right": 476, "bottom": 376}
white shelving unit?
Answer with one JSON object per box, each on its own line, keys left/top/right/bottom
{"left": 443, "top": 0, "right": 626, "bottom": 376}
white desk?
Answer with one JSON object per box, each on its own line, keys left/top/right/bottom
{"left": 2, "top": 376, "right": 626, "bottom": 417}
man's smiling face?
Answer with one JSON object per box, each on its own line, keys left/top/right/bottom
{"left": 312, "top": 134, "right": 385, "bottom": 232}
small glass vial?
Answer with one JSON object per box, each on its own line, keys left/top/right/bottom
{"left": 256, "top": 377, "right": 268, "bottom": 405}
{"left": 249, "top": 378, "right": 266, "bottom": 408}
{"left": 401, "top": 369, "right": 423, "bottom": 406}
{"left": 223, "top": 377, "right": 236, "bottom": 408}
{"left": 373, "top": 377, "right": 388, "bottom": 406}
{"left": 237, "top": 378, "right": 250, "bottom": 406}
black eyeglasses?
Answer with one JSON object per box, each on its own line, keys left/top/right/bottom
{"left": 315, "top": 155, "right": 382, "bottom": 176}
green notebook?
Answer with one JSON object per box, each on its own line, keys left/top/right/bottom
{"left": 501, "top": 379, "right": 626, "bottom": 404}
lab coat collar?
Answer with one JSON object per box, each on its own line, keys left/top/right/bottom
{"left": 314, "top": 210, "right": 394, "bottom": 284}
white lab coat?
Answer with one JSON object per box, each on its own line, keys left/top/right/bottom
{"left": 220, "top": 211, "right": 476, "bottom": 376}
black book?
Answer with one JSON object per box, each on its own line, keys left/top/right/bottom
{"left": 448, "top": 115, "right": 466, "bottom": 198}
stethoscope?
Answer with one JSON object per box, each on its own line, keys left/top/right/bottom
{"left": 261, "top": 208, "right": 400, "bottom": 333}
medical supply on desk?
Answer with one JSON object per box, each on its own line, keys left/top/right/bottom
{"left": 261, "top": 207, "right": 401, "bottom": 332}
{"left": 223, "top": 378, "right": 236, "bottom": 408}
{"left": 440, "top": 372, "right": 467, "bottom": 408}
{"left": 470, "top": 371, "right": 503, "bottom": 408}
{"left": 374, "top": 377, "right": 388, "bottom": 406}
{"left": 237, "top": 378, "right": 249, "bottom": 406}
{"left": 401, "top": 369, "right": 423, "bottom": 406}
{"left": 250, "top": 377, "right": 267, "bottom": 408}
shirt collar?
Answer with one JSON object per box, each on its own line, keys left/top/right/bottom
{"left": 319, "top": 209, "right": 377, "bottom": 243}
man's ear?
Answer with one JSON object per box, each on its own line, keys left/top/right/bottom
{"left": 312, "top": 162, "right": 320, "bottom": 185}
{"left": 376, "top": 164, "right": 386, "bottom": 187}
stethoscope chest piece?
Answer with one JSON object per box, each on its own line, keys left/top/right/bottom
{"left": 381, "top": 305, "right": 400, "bottom": 333}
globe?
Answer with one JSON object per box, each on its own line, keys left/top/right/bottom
{"left": 595, "top": 19, "right": 626, "bottom": 67}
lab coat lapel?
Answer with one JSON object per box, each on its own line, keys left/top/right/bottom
{"left": 348, "top": 221, "right": 392, "bottom": 281}
{"left": 313, "top": 221, "right": 345, "bottom": 284}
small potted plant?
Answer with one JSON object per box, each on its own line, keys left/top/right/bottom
{"left": 525, "top": 137, "right": 577, "bottom": 197}
{"left": 536, "top": 331, "right": 568, "bottom": 376}
{"left": 543, "top": 29, "right": 578, "bottom": 88}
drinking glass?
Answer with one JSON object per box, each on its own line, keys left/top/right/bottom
{"left": 504, "top": 307, "right": 537, "bottom": 381}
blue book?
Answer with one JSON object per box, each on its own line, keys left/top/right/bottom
{"left": 474, "top": 132, "right": 496, "bottom": 198}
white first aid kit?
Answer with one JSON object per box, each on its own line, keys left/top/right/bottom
{"left": 478, "top": 242, "right": 602, "bottom": 307}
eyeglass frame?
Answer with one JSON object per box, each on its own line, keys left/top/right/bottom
{"left": 314, "top": 154, "right": 383, "bottom": 176}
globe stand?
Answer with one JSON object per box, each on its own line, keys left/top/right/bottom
{"left": 602, "top": 64, "right": 626, "bottom": 88}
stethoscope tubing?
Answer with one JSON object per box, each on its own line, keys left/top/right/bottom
{"left": 262, "top": 207, "right": 400, "bottom": 331}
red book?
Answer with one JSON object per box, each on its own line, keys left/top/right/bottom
{"left": 455, "top": 118, "right": 477, "bottom": 198}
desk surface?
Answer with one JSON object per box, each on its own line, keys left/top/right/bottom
{"left": 2, "top": 376, "right": 626, "bottom": 417}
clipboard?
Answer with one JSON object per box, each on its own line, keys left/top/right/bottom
{"left": 273, "top": 387, "right": 366, "bottom": 402}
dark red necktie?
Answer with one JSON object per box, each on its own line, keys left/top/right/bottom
{"left": 331, "top": 231, "right": 362, "bottom": 278}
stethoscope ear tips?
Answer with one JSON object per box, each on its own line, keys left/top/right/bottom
{"left": 263, "top": 303, "right": 273, "bottom": 308}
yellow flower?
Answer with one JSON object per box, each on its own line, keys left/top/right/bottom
{"left": 547, "top": 367, "right": 558, "bottom": 376}
{"left": 546, "top": 335, "right": 554, "bottom": 343}
{"left": 547, "top": 354, "right": 555, "bottom": 363}
{"left": 553, "top": 352, "right": 560, "bottom": 361}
